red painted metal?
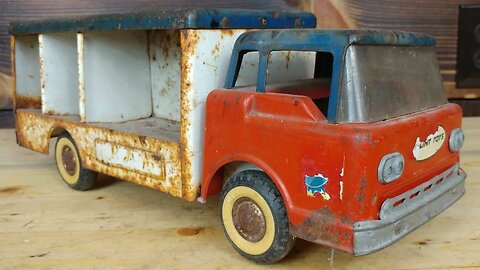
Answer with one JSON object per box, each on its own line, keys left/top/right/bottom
{"left": 201, "top": 86, "right": 462, "bottom": 253}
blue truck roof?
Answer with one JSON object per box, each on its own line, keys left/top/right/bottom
{"left": 233, "top": 29, "right": 436, "bottom": 52}
{"left": 9, "top": 9, "right": 317, "bottom": 35}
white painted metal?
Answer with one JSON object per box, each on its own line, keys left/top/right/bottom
{"left": 15, "top": 35, "right": 41, "bottom": 99}
{"left": 77, "top": 33, "right": 86, "bottom": 122}
{"left": 94, "top": 140, "right": 164, "bottom": 178}
{"left": 39, "top": 33, "right": 79, "bottom": 115}
{"left": 235, "top": 51, "right": 316, "bottom": 86}
{"left": 149, "top": 30, "right": 181, "bottom": 122}
{"left": 79, "top": 30, "right": 152, "bottom": 123}
{"left": 266, "top": 51, "right": 316, "bottom": 83}
{"left": 181, "top": 29, "right": 316, "bottom": 191}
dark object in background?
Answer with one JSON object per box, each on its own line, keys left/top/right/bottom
{"left": 450, "top": 99, "right": 480, "bottom": 117}
{"left": 457, "top": 5, "right": 480, "bottom": 88}
{"left": 0, "top": 110, "right": 15, "bottom": 128}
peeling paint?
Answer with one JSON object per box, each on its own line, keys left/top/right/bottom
{"left": 289, "top": 207, "right": 353, "bottom": 253}
{"left": 340, "top": 156, "right": 345, "bottom": 177}
{"left": 15, "top": 94, "right": 41, "bottom": 109}
{"left": 305, "top": 173, "right": 330, "bottom": 200}
{"left": 339, "top": 181, "right": 344, "bottom": 201}
{"left": 16, "top": 109, "right": 182, "bottom": 199}
{"left": 95, "top": 140, "right": 165, "bottom": 179}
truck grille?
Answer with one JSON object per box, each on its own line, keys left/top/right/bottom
{"left": 379, "top": 163, "right": 461, "bottom": 222}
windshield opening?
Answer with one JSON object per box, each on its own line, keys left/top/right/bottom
{"left": 264, "top": 51, "right": 334, "bottom": 117}
{"left": 336, "top": 45, "right": 447, "bottom": 123}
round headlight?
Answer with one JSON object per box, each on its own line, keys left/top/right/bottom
{"left": 449, "top": 128, "right": 464, "bottom": 152}
{"left": 378, "top": 152, "right": 404, "bottom": 184}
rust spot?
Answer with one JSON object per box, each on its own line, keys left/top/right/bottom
{"left": 371, "top": 193, "right": 377, "bottom": 205}
{"left": 16, "top": 95, "right": 41, "bottom": 109}
{"left": 285, "top": 51, "right": 291, "bottom": 69}
{"left": 43, "top": 109, "right": 73, "bottom": 116}
{"left": 273, "top": 11, "right": 280, "bottom": 20}
{"left": 177, "top": 226, "right": 205, "bottom": 236}
{"left": 152, "top": 153, "right": 162, "bottom": 161}
{"left": 221, "top": 29, "right": 235, "bottom": 37}
{"left": 211, "top": 42, "right": 220, "bottom": 60}
{"left": 162, "top": 43, "right": 169, "bottom": 58}
{"left": 138, "top": 135, "right": 147, "bottom": 145}
{"left": 356, "top": 176, "right": 368, "bottom": 206}
{"left": 0, "top": 186, "right": 21, "bottom": 194}
{"left": 289, "top": 207, "right": 353, "bottom": 251}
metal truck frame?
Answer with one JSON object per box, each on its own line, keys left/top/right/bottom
{"left": 10, "top": 10, "right": 466, "bottom": 263}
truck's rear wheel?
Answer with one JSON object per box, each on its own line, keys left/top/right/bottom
{"left": 55, "top": 132, "right": 97, "bottom": 191}
{"left": 220, "top": 170, "right": 295, "bottom": 263}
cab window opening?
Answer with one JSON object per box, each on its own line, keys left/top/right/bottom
{"left": 264, "top": 51, "right": 334, "bottom": 117}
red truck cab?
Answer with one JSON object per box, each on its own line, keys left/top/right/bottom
{"left": 201, "top": 30, "right": 466, "bottom": 263}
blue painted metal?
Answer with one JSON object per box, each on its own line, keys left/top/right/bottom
{"left": 9, "top": 9, "right": 317, "bottom": 35}
{"left": 305, "top": 174, "right": 328, "bottom": 196}
{"left": 256, "top": 54, "right": 269, "bottom": 93}
{"left": 224, "top": 29, "right": 436, "bottom": 121}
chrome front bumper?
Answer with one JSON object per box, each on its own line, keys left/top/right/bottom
{"left": 353, "top": 163, "right": 466, "bottom": 256}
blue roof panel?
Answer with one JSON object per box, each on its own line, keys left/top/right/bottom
{"left": 233, "top": 29, "right": 436, "bottom": 53}
{"left": 9, "top": 9, "right": 317, "bottom": 35}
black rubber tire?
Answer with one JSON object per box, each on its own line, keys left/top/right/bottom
{"left": 219, "top": 170, "right": 295, "bottom": 264}
{"left": 55, "top": 132, "right": 97, "bottom": 191}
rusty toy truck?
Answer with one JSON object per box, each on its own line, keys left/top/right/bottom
{"left": 10, "top": 9, "right": 466, "bottom": 263}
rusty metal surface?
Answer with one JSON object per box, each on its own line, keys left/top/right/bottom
{"left": 16, "top": 109, "right": 184, "bottom": 199}
{"left": 289, "top": 207, "right": 354, "bottom": 253}
{"left": 232, "top": 197, "right": 266, "bottom": 242}
{"left": 15, "top": 94, "right": 41, "bottom": 109}
{"left": 61, "top": 144, "right": 77, "bottom": 176}
{"left": 179, "top": 29, "right": 199, "bottom": 202}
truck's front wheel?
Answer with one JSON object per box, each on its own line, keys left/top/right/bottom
{"left": 55, "top": 132, "right": 97, "bottom": 191}
{"left": 220, "top": 170, "right": 295, "bottom": 263}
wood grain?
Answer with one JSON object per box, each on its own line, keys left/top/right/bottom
{"left": 0, "top": 73, "right": 12, "bottom": 109}
{"left": 0, "top": 119, "right": 479, "bottom": 269}
{"left": 312, "top": 0, "right": 480, "bottom": 99}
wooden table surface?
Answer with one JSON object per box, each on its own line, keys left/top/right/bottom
{"left": 1, "top": 118, "right": 479, "bottom": 269}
